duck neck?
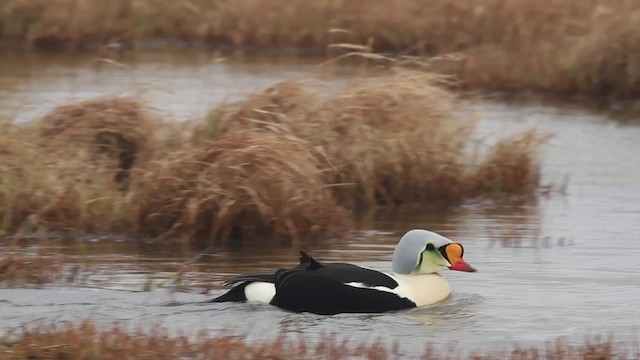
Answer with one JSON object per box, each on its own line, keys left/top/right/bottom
{"left": 393, "top": 273, "right": 451, "bottom": 307}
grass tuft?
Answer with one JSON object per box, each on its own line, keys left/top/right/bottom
{"left": 473, "top": 129, "right": 551, "bottom": 195}
{"left": 204, "top": 75, "right": 545, "bottom": 210}
{"left": 38, "top": 96, "right": 157, "bottom": 186}
{"left": 0, "top": 124, "right": 126, "bottom": 235}
{"left": 131, "top": 132, "right": 350, "bottom": 245}
{"left": 314, "top": 75, "right": 471, "bottom": 208}
{"left": 0, "top": 73, "right": 547, "bottom": 244}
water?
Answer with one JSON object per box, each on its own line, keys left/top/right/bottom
{"left": 1, "top": 50, "right": 640, "bottom": 355}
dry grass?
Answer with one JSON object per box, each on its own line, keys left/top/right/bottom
{"left": 38, "top": 96, "right": 156, "bottom": 187}
{"left": 130, "top": 132, "right": 350, "bottom": 246}
{"left": 0, "top": 73, "right": 547, "bottom": 244}
{"left": 0, "top": 124, "right": 127, "bottom": 235}
{"left": 313, "top": 75, "right": 472, "bottom": 207}
{"left": 0, "top": 96, "right": 163, "bottom": 236}
{"left": 0, "top": 320, "right": 632, "bottom": 360}
{"left": 204, "top": 75, "right": 546, "bottom": 209}
{"left": 473, "top": 130, "right": 551, "bottom": 196}
{"left": 2, "top": 0, "right": 640, "bottom": 97}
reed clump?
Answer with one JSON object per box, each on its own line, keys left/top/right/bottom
{"left": 313, "top": 76, "right": 473, "bottom": 207}
{"left": 204, "top": 75, "right": 544, "bottom": 209}
{"left": 473, "top": 130, "right": 551, "bottom": 195}
{"left": 0, "top": 74, "right": 546, "bottom": 243}
{"left": 208, "top": 81, "right": 319, "bottom": 136}
{"left": 131, "top": 133, "right": 350, "bottom": 245}
{"left": 0, "top": 124, "right": 127, "bottom": 235}
{"left": 0, "top": 96, "right": 160, "bottom": 235}
{"left": 0, "top": 320, "right": 629, "bottom": 360}
{"left": 39, "top": 96, "right": 156, "bottom": 186}
{"left": 2, "top": 0, "right": 640, "bottom": 97}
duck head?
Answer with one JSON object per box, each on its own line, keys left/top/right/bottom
{"left": 392, "top": 229, "right": 477, "bottom": 275}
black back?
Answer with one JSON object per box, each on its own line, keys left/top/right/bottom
{"left": 270, "top": 266, "right": 415, "bottom": 315}
{"left": 209, "top": 251, "right": 416, "bottom": 314}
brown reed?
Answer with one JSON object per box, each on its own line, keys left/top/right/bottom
{"left": 204, "top": 75, "right": 545, "bottom": 209}
{"left": 473, "top": 129, "right": 551, "bottom": 195}
{"left": 130, "top": 132, "right": 350, "bottom": 246}
{"left": 38, "top": 96, "right": 156, "bottom": 186}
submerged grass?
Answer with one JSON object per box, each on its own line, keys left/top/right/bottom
{"left": 2, "top": 0, "right": 640, "bottom": 97}
{"left": 0, "top": 320, "right": 631, "bottom": 360}
{"left": 1, "top": 72, "right": 547, "bottom": 244}
{"left": 0, "top": 252, "right": 64, "bottom": 286}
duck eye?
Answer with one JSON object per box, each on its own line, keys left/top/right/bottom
{"left": 426, "top": 243, "right": 435, "bottom": 251}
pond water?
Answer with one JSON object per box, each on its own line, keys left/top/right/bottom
{"left": 1, "top": 50, "right": 639, "bottom": 356}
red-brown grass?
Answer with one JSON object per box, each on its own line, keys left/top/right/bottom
{"left": 0, "top": 252, "right": 64, "bottom": 286}
{"left": 0, "top": 320, "right": 630, "bottom": 360}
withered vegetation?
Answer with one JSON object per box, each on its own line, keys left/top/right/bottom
{"left": 472, "top": 130, "right": 551, "bottom": 195}
{"left": 2, "top": 0, "right": 640, "bottom": 98}
{"left": 1, "top": 73, "right": 547, "bottom": 245}
{"left": 38, "top": 97, "right": 156, "bottom": 186}
{"left": 131, "top": 133, "right": 350, "bottom": 246}
{"left": 206, "top": 75, "right": 548, "bottom": 209}
{"left": 0, "top": 320, "right": 629, "bottom": 360}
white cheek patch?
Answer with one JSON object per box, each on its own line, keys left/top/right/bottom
{"left": 244, "top": 282, "right": 276, "bottom": 303}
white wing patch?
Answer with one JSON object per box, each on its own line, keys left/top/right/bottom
{"left": 244, "top": 282, "right": 276, "bottom": 303}
{"left": 344, "top": 280, "right": 413, "bottom": 300}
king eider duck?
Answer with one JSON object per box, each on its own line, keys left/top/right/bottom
{"left": 209, "top": 229, "right": 476, "bottom": 315}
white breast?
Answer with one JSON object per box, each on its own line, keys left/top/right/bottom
{"left": 345, "top": 273, "right": 451, "bottom": 307}
{"left": 244, "top": 282, "right": 276, "bottom": 303}
{"left": 392, "top": 273, "right": 451, "bottom": 307}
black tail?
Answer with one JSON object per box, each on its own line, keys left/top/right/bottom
{"left": 298, "top": 250, "right": 324, "bottom": 270}
{"left": 207, "top": 282, "right": 250, "bottom": 302}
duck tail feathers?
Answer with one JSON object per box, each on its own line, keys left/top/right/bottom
{"left": 298, "top": 250, "right": 324, "bottom": 270}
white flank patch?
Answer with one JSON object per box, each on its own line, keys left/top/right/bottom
{"left": 244, "top": 282, "right": 276, "bottom": 303}
{"left": 345, "top": 273, "right": 451, "bottom": 307}
{"left": 345, "top": 281, "right": 404, "bottom": 297}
